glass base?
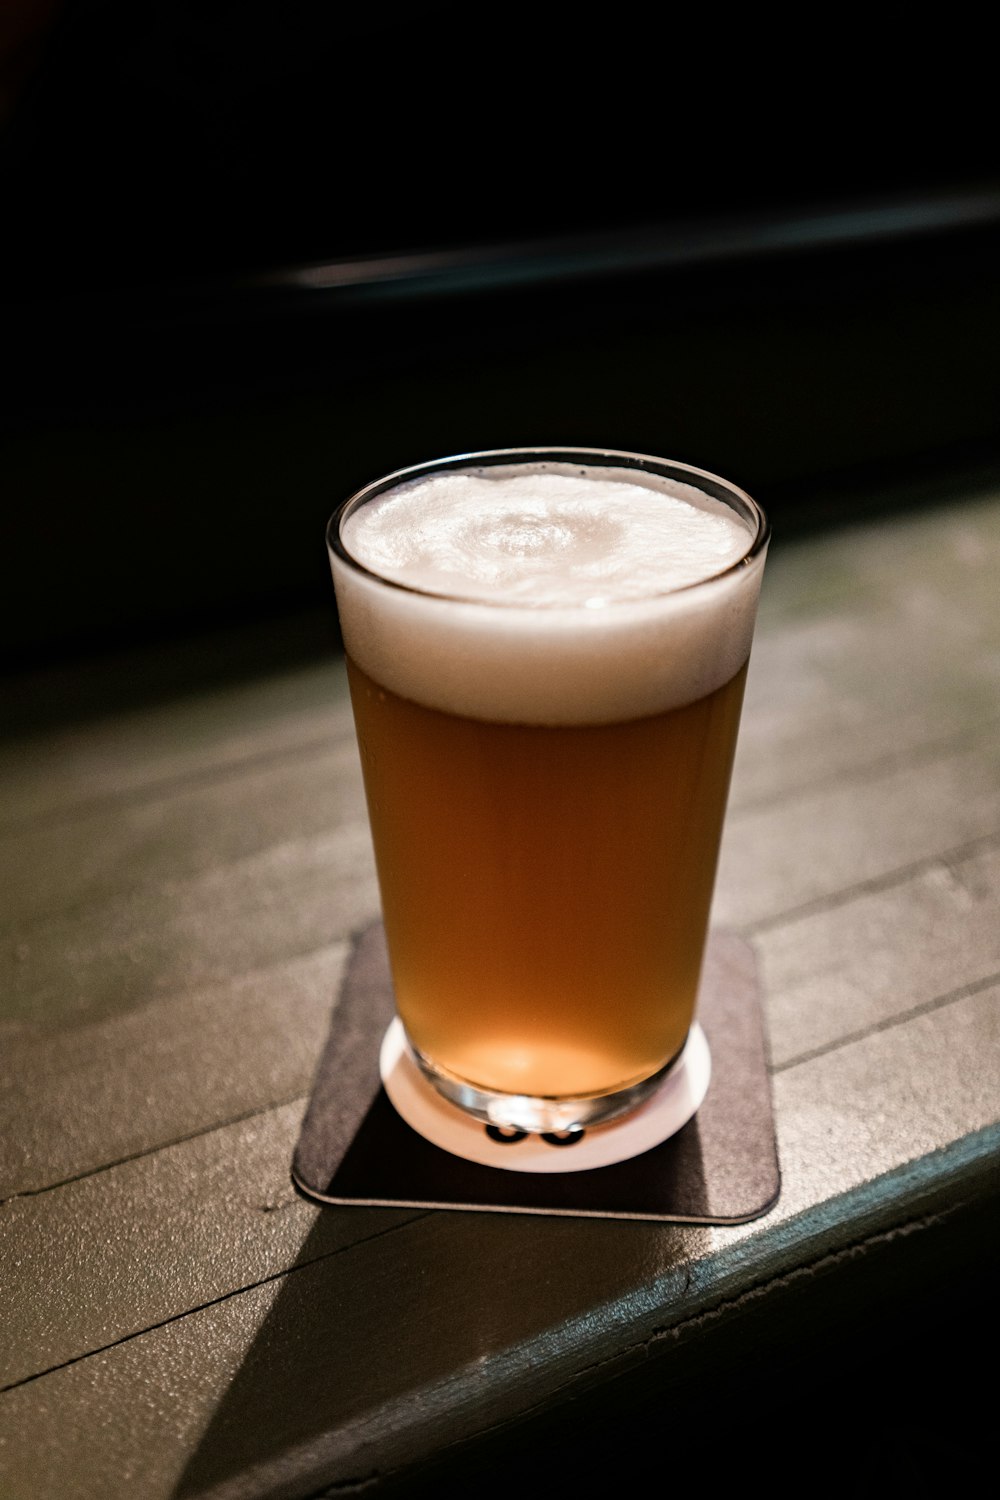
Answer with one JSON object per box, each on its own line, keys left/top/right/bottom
{"left": 404, "top": 1035, "right": 688, "bottom": 1134}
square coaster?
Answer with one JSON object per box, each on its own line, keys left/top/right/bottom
{"left": 292, "top": 920, "right": 781, "bottom": 1224}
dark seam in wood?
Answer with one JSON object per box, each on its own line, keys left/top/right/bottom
{"left": 0, "top": 824, "right": 372, "bottom": 936}
{"left": 0, "top": 941, "right": 352, "bottom": 1044}
{"left": 729, "top": 712, "right": 1000, "bottom": 816}
{"left": 0, "top": 1092, "right": 315, "bottom": 1206}
{"left": 773, "top": 970, "right": 1000, "bottom": 1072}
{"left": 0, "top": 1210, "right": 433, "bottom": 1396}
{"left": 0, "top": 728, "right": 353, "bottom": 839}
{"left": 742, "top": 826, "right": 1000, "bottom": 935}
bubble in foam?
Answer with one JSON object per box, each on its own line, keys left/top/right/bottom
{"left": 342, "top": 468, "right": 750, "bottom": 604}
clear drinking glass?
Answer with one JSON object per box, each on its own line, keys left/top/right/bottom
{"left": 328, "top": 447, "right": 768, "bottom": 1134}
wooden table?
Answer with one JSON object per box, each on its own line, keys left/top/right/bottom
{"left": 3, "top": 478, "right": 999, "bottom": 1497}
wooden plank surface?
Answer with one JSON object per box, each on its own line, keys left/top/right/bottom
{"left": 2, "top": 479, "right": 999, "bottom": 1498}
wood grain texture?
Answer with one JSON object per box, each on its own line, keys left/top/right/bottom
{"left": 2, "top": 481, "right": 998, "bottom": 1497}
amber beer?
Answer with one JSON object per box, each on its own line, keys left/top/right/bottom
{"left": 328, "top": 449, "right": 768, "bottom": 1133}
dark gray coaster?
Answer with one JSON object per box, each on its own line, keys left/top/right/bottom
{"left": 292, "top": 920, "right": 781, "bottom": 1223}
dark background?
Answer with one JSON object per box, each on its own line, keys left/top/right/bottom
{"left": 3, "top": 1, "right": 1000, "bottom": 674}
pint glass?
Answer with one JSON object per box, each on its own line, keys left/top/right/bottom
{"left": 328, "top": 448, "right": 768, "bottom": 1134}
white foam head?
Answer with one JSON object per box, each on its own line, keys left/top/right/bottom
{"left": 329, "top": 454, "right": 768, "bottom": 725}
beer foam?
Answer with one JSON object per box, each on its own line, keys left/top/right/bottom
{"left": 331, "top": 461, "right": 767, "bottom": 724}
{"left": 343, "top": 470, "right": 749, "bottom": 603}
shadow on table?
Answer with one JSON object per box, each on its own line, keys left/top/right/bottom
{"left": 172, "top": 1176, "right": 1000, "bottom": 1500}
{"left": 171, "top": 1178, "right": 711, "bottom": 1498}
{"left": 173, "top": 922, "right": 784, "bottom": 1498}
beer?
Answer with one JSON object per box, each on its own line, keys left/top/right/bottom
{"left": 329, "top": 451, "right": 768, "bottom": 1131}
{"left": 345, "top": 653, "right": 747, "bottom": 1100}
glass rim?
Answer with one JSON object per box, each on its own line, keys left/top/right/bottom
{"left": 327, "top": 446, "right": 770, "bottom": 609}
